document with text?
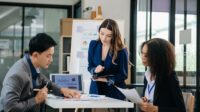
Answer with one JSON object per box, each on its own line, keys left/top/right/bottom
{"left": 117, "top": 87, "right": 142, "bottom": 104}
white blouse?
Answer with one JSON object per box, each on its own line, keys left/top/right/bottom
{"left": 144, "top": 69, "right": 155, "bottom": 103}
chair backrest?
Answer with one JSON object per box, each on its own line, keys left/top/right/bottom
{"left": 182, "top": 92, "right": 195, "bottom": 112}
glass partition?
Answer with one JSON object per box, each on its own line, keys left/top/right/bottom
{"left": 0, "top": 6, "right": 22, "bottom": 91}
{"left": 24, "top": 7, "right": 68, "bottom": 75}
{"left": 0, "top": 5, "right": 69, "bottom": 91}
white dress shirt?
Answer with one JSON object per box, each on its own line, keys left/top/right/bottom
{"left": 144, "top": 69, "right": 155, "bottom": 103}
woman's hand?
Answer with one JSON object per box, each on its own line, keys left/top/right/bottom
{"left": 95, "top": 65, "right": 104, "bottom": 73}
{"left": 139, "top": 101, "right": 158, "bottom": 112}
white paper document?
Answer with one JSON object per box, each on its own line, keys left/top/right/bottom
{"left": 117, "top": 87, "right": 142, "bottom": 104}
{"left": 47, "top": 94, "right": 106, "bottom": 101}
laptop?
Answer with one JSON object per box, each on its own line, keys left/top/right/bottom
{"left": 50, "top": 73, "right": 83, "bottom": 92}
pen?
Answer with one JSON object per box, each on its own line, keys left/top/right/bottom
{"left": 142, "top": 97, "right": 151, "bottom": 102}
{"left": 88, "top": 94, "right": 105, "bottom": 98}
{"left": 45, "top": 82, "right": 48, "bottom": 87}
{"left": 145, "top": 98, "right": 151, "bottom": 103}
{"left": 147, "top": 99, "right": 151, "bottom": 103}
{"left": 33, "top": 88, "right": 52, "bottom": 92}
{"left": 89, "top": 95, "right": 99, "bottom": 97}
{"left": 33, "top": 88, "right": 40, "bottom": 91}
{"left": 33, "top": 82, "right": 48, "bottom": 92}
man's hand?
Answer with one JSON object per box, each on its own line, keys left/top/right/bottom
{"left": 60, "top": 88, "right": 81, "bottom": 98}
{"left": 34, "top": 86, "right": 48, "bottom": 104}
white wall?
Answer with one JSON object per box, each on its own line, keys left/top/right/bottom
{"left": 0, "top": 0, "right": 79, "bottom": 5}
{"left": 82, "top": 0, "right": 131, "bottom": 46}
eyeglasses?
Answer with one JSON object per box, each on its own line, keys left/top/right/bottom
{"left": 140, "top": 51, "right": 148, "bottom": 58}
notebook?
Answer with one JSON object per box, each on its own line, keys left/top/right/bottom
{"left": 50, "top": 73, "right": 83, "bottom": 92}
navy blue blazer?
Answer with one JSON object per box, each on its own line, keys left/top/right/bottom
{"left": 88, "top": 40, "right": 128, "bottom": 100}
{"left": 143, "top": 71, "right": 186, "bottom": 112}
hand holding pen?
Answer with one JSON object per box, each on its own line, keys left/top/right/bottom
{"left": 142, "top": 97, "right": 150, "bottom": 102}
{"left": 45, "top": 81, "right": 48, "bottom": 87}
{"left": 33, "top": 81, "right": 49, "bottom": 91}
{"left": 34, "top": 88, "right": 48, "bottom": 104}
{"left": 34, "top": 82, "right": 48, "bottom": 104}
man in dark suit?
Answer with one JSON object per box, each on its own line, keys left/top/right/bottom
{"left": 0, "top": 33, "right": 80, "bottom": 112}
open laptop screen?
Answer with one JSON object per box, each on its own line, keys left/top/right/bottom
{"left": 50, "top": 74, "right": 82, "bottom": 92}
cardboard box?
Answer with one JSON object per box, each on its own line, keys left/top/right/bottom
{"left": 60, "top": 18, "right": 73, "bottom": 36}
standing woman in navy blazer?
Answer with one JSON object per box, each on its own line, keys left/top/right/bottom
{"left": 87, "top": 19, "right": 128, "bottom": 100}
{"left": 139, "top": 38, "right": 186, "bottom": 112}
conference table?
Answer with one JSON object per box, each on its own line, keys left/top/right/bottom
{"left": 45, "top": 94, "right": 134, "bottom": 112}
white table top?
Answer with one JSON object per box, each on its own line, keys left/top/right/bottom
{"left": 45, "top": 94, "right": 134, "bottom": 109}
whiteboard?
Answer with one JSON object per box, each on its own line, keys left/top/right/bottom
{"left": 70, "top": 19, "right": 124, "bottom": 93}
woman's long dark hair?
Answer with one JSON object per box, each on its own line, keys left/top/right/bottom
{"left": 98, "top": 19, "right": 125, "bottom": 64}
{"left": 141, "top": 38, "right": 175, "bottom": 88}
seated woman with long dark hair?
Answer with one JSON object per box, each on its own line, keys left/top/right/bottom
{"left": 139, "top": 38, "right": 186, "bottom": 112}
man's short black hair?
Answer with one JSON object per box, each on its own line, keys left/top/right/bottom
{"left": 29, "top": 33, "right": 57, "bottom": 55}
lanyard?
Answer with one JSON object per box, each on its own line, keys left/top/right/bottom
{"left": 147, "top": 83, "right": 155, "bottom": 95}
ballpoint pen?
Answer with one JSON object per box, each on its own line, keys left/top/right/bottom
{"left": 33, "top": 88, "right": 40, "bottom": 91}
{"left": 33, "top": 82, "right": 49, "bottom": 91}
{"left": 45, "top": 82, "right": 48, "bottom": 87}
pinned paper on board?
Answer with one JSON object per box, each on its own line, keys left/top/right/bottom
{"left": 179, "top": 29, "right": 191, "bottom": 44}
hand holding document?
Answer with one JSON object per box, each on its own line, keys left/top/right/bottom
{"left": 117, "top": 87, "right": 142, "bottom": 104}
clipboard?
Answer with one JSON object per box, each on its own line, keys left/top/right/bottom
{"left": 93, "top": 74, "right": 114, "bottom": 79}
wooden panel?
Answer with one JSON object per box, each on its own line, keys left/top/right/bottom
{"left": 125, "top": 64, "right": 131, "bottom": 84}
